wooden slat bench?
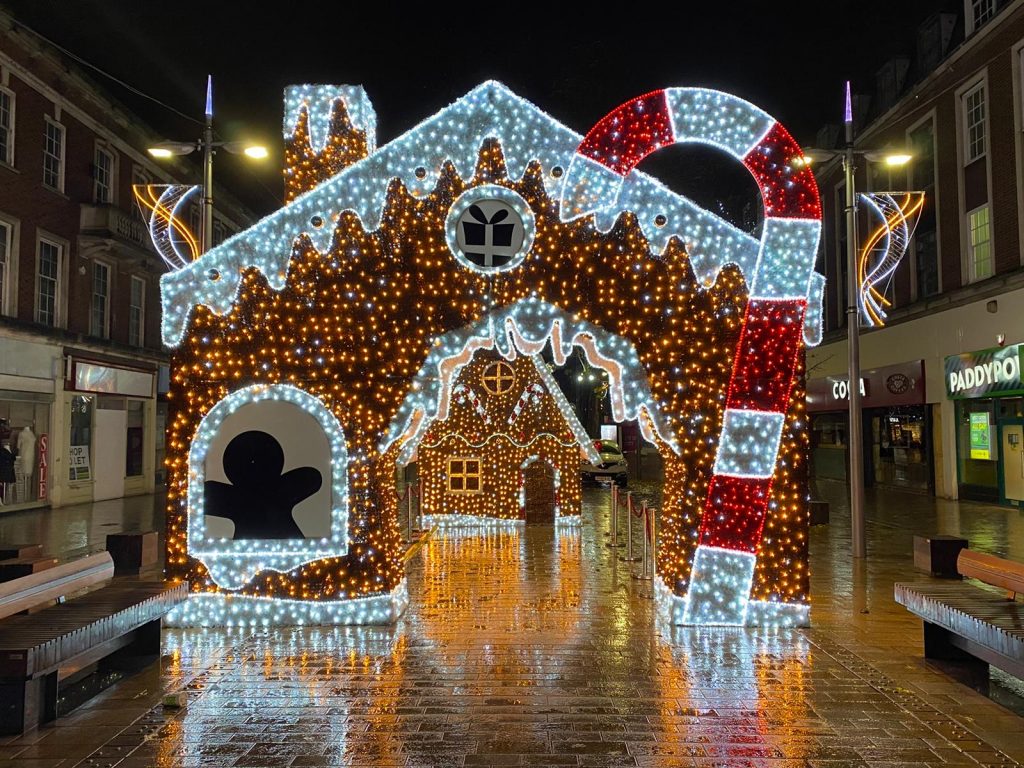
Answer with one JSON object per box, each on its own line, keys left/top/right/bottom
{"left": 895, "top": 549, "right": 1024, "bottom": 684}
{"left": 0, "top": 551, "right": 186, "bottom": 734}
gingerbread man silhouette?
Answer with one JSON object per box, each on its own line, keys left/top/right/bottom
{"left": 204, "top": 430, "right": 322, "bottom": 539}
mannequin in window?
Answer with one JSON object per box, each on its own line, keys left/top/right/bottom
{"left": 0, "top": 440, "right": 15, "bottom": 504}
{"left": 14, "top": 426, "right": 35, "bottom": 503}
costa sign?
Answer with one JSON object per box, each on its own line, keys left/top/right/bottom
{"left": 831, "top": 378, "right": 866, "bottom": 400}
{"left": 944, "top": 344, "right": 1024, "bottom": 400}
{"left": 806, "top": 361, "right": 924, "bottom": 412}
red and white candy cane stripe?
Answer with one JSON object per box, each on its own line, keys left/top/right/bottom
{"left": 452, "top": 384, "right": 490, "bottom": 424}
{"left": 562, "top": 88, "right": 821, "bottom": 624}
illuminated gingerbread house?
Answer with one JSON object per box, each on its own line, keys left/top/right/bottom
{"left": 156, "top": 81, "right": 824, "bottom": 628}
{"left": 414, "top": 349, "right": 599, "bottom": 524}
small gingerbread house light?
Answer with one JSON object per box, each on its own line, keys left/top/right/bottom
{"left": 414, "top": 350, "right": 599, "bottom": 525}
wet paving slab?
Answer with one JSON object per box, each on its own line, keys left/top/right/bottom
{"left": 1, "top": 481, "right": 1023, "bottom": 767}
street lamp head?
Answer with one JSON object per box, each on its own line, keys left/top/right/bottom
{"left": 791, "top": 147, "right": 839, "bottom": 168}
{"left": 221, "top": 141, "right": 269, "bottom": 159}
{"left": 883, "top": 153, "right": 912, "bottom": 167}
{"left": 147, "top": 141, "right": 195, "bottom": 158}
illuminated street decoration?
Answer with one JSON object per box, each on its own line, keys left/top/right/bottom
{"left": 162, "top": 81, "right": 821, "bottom": 627}
{"left": 416, "top": 351, "right": 596, "bottom": 523}
{"left": 133, "top": 183, "right": 201, "bottom": 269}
{"left": 858, "top": 192, "right": 925, "bottom": 326}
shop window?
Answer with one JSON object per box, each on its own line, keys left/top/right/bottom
{"left": 956, "top": 401, "right": 999, "bottom": 501}
{"left": 68, "top": 395, "right": 93, "bottom": 482}
{"left": 448, "top": 458, "right": 481, "bottom": 492}
{"left": 0, "top": 399, "right": 50, "bottom": 508}
{"left": 126, "top": 400, "right": 144, "bottom": 477}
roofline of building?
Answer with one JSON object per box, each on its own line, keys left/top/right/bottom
{"left": 855, "top": 0, "right": 1024, "bottom": 147}
{"left": 0, "top": 9, "right": 255, "bottom": 226}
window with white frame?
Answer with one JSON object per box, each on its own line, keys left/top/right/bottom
{"left": 129, "top": 275, "right": 145, "bottom": 346}
{"left": 35, "top": 237, "right": 62, "bottom": 326}
{"left": 43, "top": 118, "right": 64, "bottom": 191}
{"left": 0, "top": 87, "right": 14, "bottom": 166}
{"left": 968, "top": 205, "right": 993, "bottom": 281}
{"left": 90, "top": 261, "right": 110, "bottom": 338}
{"left": 0, "top": 219, "right": 11, "bottom": 316}
{"left": 93, "top": 146, "right": 114, "bottom": 204}
{"left": 447, "top": 458, "right": 481, "bottom": 493}
{"left": 967, "top": 0, "right": 996, "bottom": 34}
{"left": 963, "top": 83, "right": 986, "bottom": 162}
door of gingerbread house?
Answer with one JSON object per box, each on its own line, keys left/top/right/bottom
{"left": 522, "top": 461, "right": 556, "bottom": 524}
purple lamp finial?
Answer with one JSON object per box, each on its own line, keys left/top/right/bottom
{"left": 844, "top": 80, "right": 852, "bottom": 124}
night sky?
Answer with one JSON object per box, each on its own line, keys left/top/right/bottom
{"left": 4, "top": 0, "right": 957, "bottom": 217}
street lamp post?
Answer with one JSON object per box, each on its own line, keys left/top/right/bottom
{"left": 203, "top": 76, "right": 215, "bottom": 255}
{"left": 799, "top": 82, "right": 915, "bottom": 560}
{"left": 843, "top": 82, "right": 867, "bottom": 559}
{"left": 147, "top": 76, "right": 268, "bottom": 256}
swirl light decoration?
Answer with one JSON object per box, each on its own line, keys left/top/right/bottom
{"left": 857, "top": 191, "right": 925, "bottom": 327}
{"left": 160, "top": 82, "right": 822, "bottom": 627}
{"left": 133, "top": 184, "right": 201, "bottom": 270}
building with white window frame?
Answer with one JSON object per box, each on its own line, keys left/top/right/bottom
{"left": 0, "top": 10, "right": 252, "bottom": 511}
{"left": 807, "top": 0, "right": 1024, "bottom": 509}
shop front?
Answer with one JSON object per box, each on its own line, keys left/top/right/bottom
{"left": 945, "top": 343, "right": 1024, "bottom": 507}
{"left": 60, "top": 352, "right": 157, "bottom": 505}
{"left": 807, "top": 360, "right": 931, "bottom": 492}
{"left": 0, "top": 336, "right": 59, "bottom": 512}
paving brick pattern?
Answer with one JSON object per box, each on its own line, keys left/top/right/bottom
{"left": 0, "top": 482, "right": 1022, "bottom": 767}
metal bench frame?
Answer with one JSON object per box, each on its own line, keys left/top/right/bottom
{"left": 0, "top": 552, "right": 186, "bottom": 734}
{"left": 895, "top": 549, "right": 1024, "bottom": 686}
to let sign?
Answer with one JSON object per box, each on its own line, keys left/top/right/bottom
{"left": 68, "top": 445, "right": 91, "bottom": 481}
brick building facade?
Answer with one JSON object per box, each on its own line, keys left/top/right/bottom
{"left": 0, "top": 10, "right": 250, "bottom": 510}
{"left": 808, "top": 0, "right": 1024, "bottom": 507}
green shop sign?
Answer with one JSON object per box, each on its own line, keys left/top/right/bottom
{"left": 945, "top": 343, "right": 1024, "bottom": 399}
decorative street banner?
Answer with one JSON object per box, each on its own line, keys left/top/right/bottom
{"left": 969, "top": 412, "right": 992, "bottom": 460}
{"left": 945, "top": 344, "right": 1024, "bottom": 400}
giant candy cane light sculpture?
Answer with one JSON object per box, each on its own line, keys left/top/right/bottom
{"left": 560, "top": 89, "right": 822, "bottom": 625}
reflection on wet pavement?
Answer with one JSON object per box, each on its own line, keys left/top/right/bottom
{"left": 0, "top": 482, "right": 1022, "bottom": 767}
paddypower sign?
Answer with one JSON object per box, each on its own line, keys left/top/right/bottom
{"left": 945, "top": 344, "right": 1024, "bottom": 399}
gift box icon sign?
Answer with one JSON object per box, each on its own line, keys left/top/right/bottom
{"left": 463, "top": 204, "right": 515, "bottom": 247}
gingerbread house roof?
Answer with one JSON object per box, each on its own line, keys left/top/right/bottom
{"left": 159, "top": 80, "right": 825, "bottom": 348}
{"left": 415, "top": 351, "right": 600, "bottom": 466}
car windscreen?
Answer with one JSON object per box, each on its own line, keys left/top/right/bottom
{"left": 599, "top": 440, "right": 622, "bottom": 454}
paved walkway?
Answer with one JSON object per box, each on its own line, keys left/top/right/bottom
{"left": 0, "top": 482, "right": 1022, "bottom": 767}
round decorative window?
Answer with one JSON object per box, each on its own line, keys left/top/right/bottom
{"left": 482, "top": 361, "right": 516, "bottom": 395}
{"left": 445, "top": 185, "right": 535, "bottom": 274}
